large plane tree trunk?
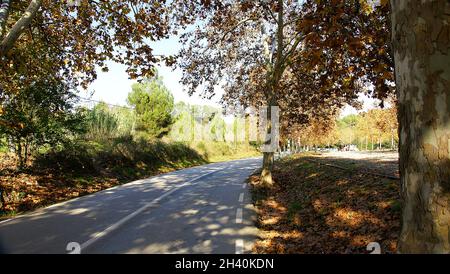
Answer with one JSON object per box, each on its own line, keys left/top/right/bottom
{"left": 261, "top": 94, "right": 276, "bottom": 186}
{"left": 261, "top": 151, "right": 274, "bottom": 185}
{"left": 391, "top": 0, "right": 450, "bottom": 253}
{"left": 260, "top": 0, "right": 285, "bottom": 187}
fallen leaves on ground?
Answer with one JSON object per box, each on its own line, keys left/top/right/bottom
{"left": 0, "top": 153, "right": 190, "bottom": 218}
{"left": 250, "top": 153, "right": 401, "bottom": 254}
{"left": 0, "top": 153, "right": 122, "bottom": 216}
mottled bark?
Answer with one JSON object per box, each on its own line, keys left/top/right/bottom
{"left": 261, "top": 94, "right": 276, "bottom": 186}
{"left": 260, "top": 0, "right": 284, "bottom": 186}
{"left": 391, "top": 0, "right": 450, "bottom": 253}
{"left": 0, "top": 0, "right": 12, "bottom": 39}
{"left": 0, "top": 0, "right": 42, "bottom": 57}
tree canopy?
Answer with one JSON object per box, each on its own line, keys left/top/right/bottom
{"left": 0, "top": 77, "right": 84, "bottom": 168}
{"left": 0, "top": 0, "right": 175, "bottom": 107}
{"left": 174, "top": 0, "right": 394, "bottom": 184}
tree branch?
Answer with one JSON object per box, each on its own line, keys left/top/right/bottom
{"left": 260, "top": 0, "right": 277, "bottom": 23}
{"left": 274, "top": 0, "right": 284, "bottom": 80}
{"left": 281, "top": 32, "right": 305, "bottom": 65}
{"left": 220, "top": 17, "right": 258, "bottom": 42}
{"left": 0, "top": 0, "right": 42, "bottom": 57}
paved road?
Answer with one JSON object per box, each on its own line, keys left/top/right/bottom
{"left": 0, "top": 157, "right": 261, "bottom": 254}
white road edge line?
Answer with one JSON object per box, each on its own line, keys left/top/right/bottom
{"left": 236, "top": 208, "right": 243, "bottom": 224}
{"left": 238, "top": 193, "right": 244, "bottom": 203}
{"left": 235, "top": 239, "right": 244, "bottom": 254}
{"left": 0, "top": 218, "right": 12, "bottom": 225}
{"left": 79, "top": 168, "right": 222, "bottom": 252}
{"left": 234, "top": 164, "right": 259, "bottom": 255}
{"left": 0, "top": 161, "right": 233, "bottom": 225}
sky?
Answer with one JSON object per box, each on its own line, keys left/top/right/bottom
{"left": 78, "top": 35, "right": 223, "bottom": 109}
{"left": 78, "top": 35, "right": 377, "bottom": 117}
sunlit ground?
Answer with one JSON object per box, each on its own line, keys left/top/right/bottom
{"left": 250, "top": 152, "right": 400, "bottom": 254}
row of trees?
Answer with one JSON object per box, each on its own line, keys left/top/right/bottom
{"left": 283, "top": 105, "right": 398, "bottom": 151}
{"left": 0, "top": 72, "right": 175, "bottom": 167}
{"left": 353, "top": 107, "right": 398, "bottom": 150}
{"left": 334, "top": 105, "right": 398, "bottom": 150}
{"left": 0, "top": 71, "right": 257, "bottom": 168}
{"left": 174, "top": 0, "right": 450, "bottom": 253}
{"left": 176, "top": 0, "right": 393, "bottom": 185}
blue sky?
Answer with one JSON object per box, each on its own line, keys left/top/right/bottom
{"left": 78, "top": 36, "right": 223, "bottom": 108}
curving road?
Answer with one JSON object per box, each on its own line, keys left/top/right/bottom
{"left": 0, "top": 157, "right": 261, "bottom": 254}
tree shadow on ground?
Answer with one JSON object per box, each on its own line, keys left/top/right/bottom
{"left": 0, "top": 158, "right": 261, "bottom": 254}
{"left": 0, "top": 141, "right": 207, "bottom": 217}
{"left": 251, "top": 153, "right": 401, "bottom": 254}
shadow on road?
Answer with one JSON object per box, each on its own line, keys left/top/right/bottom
{"left": 0, "top": 158, "right": 261, "bottom": 254}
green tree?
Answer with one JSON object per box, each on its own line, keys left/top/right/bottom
{"left": 0, "top": 1, "right": 176, "bottom": 132}
{"left": 209, "top": 112, "right": 226, "bottom": 142}
{"left": 84, "top": 102, "right": 119, "bottom": 142}
{"left": 0, "top": 78, "right": 84, "bottom": 168}
{"left": 127, "top": 74, "right": 174, "bottom": 138}
{"left": 175, "top": 0, "right": 392, "bottom": 186}
{"left": 337, "top": 114, "right": 360, "bottom": 145}
{"left": 169, "top": 102, "right": 191, "bottom": 141}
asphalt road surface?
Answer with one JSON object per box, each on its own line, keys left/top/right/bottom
{"left": 0, "top": 157, "right": 261, "bottom": 254}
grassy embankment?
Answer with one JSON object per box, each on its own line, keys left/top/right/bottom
{"left": 0, "top": 139, "right": 260, "bottom": 219}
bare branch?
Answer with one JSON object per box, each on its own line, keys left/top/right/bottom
{"left": 260, "top": 0, "right": 277, "bottom": 23}
{"left": 220, "top": 17, "right": 258, "bottom": 42}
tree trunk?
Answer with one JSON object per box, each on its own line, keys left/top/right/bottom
{"left": 261, "top": 96, "right": 276, "bottom": 186}
{"left": 24, "top": 137, "right": 29, "bottom": 166}
{"left": 245, "top": 112, "right": 250, "bottom": 146}
{"left": 261, "top": 151, "right": 274, "bottom": 185}
{"left": 190, "top": 107, "right": 195, "bottom": 142}
{"left": 260, "top": 0, "right": 284, "bottom": 186}
{"left": 0, "top": 185, "right": 5, "bottom": 211}
{"left": 16, "top": 139, "right": 23, "bottom": 170}
{"left": 233, "top": 118, "right": 238, "bottom": 148}
{"left": 392, "top": 0, "right": 450, "bottom": 253}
